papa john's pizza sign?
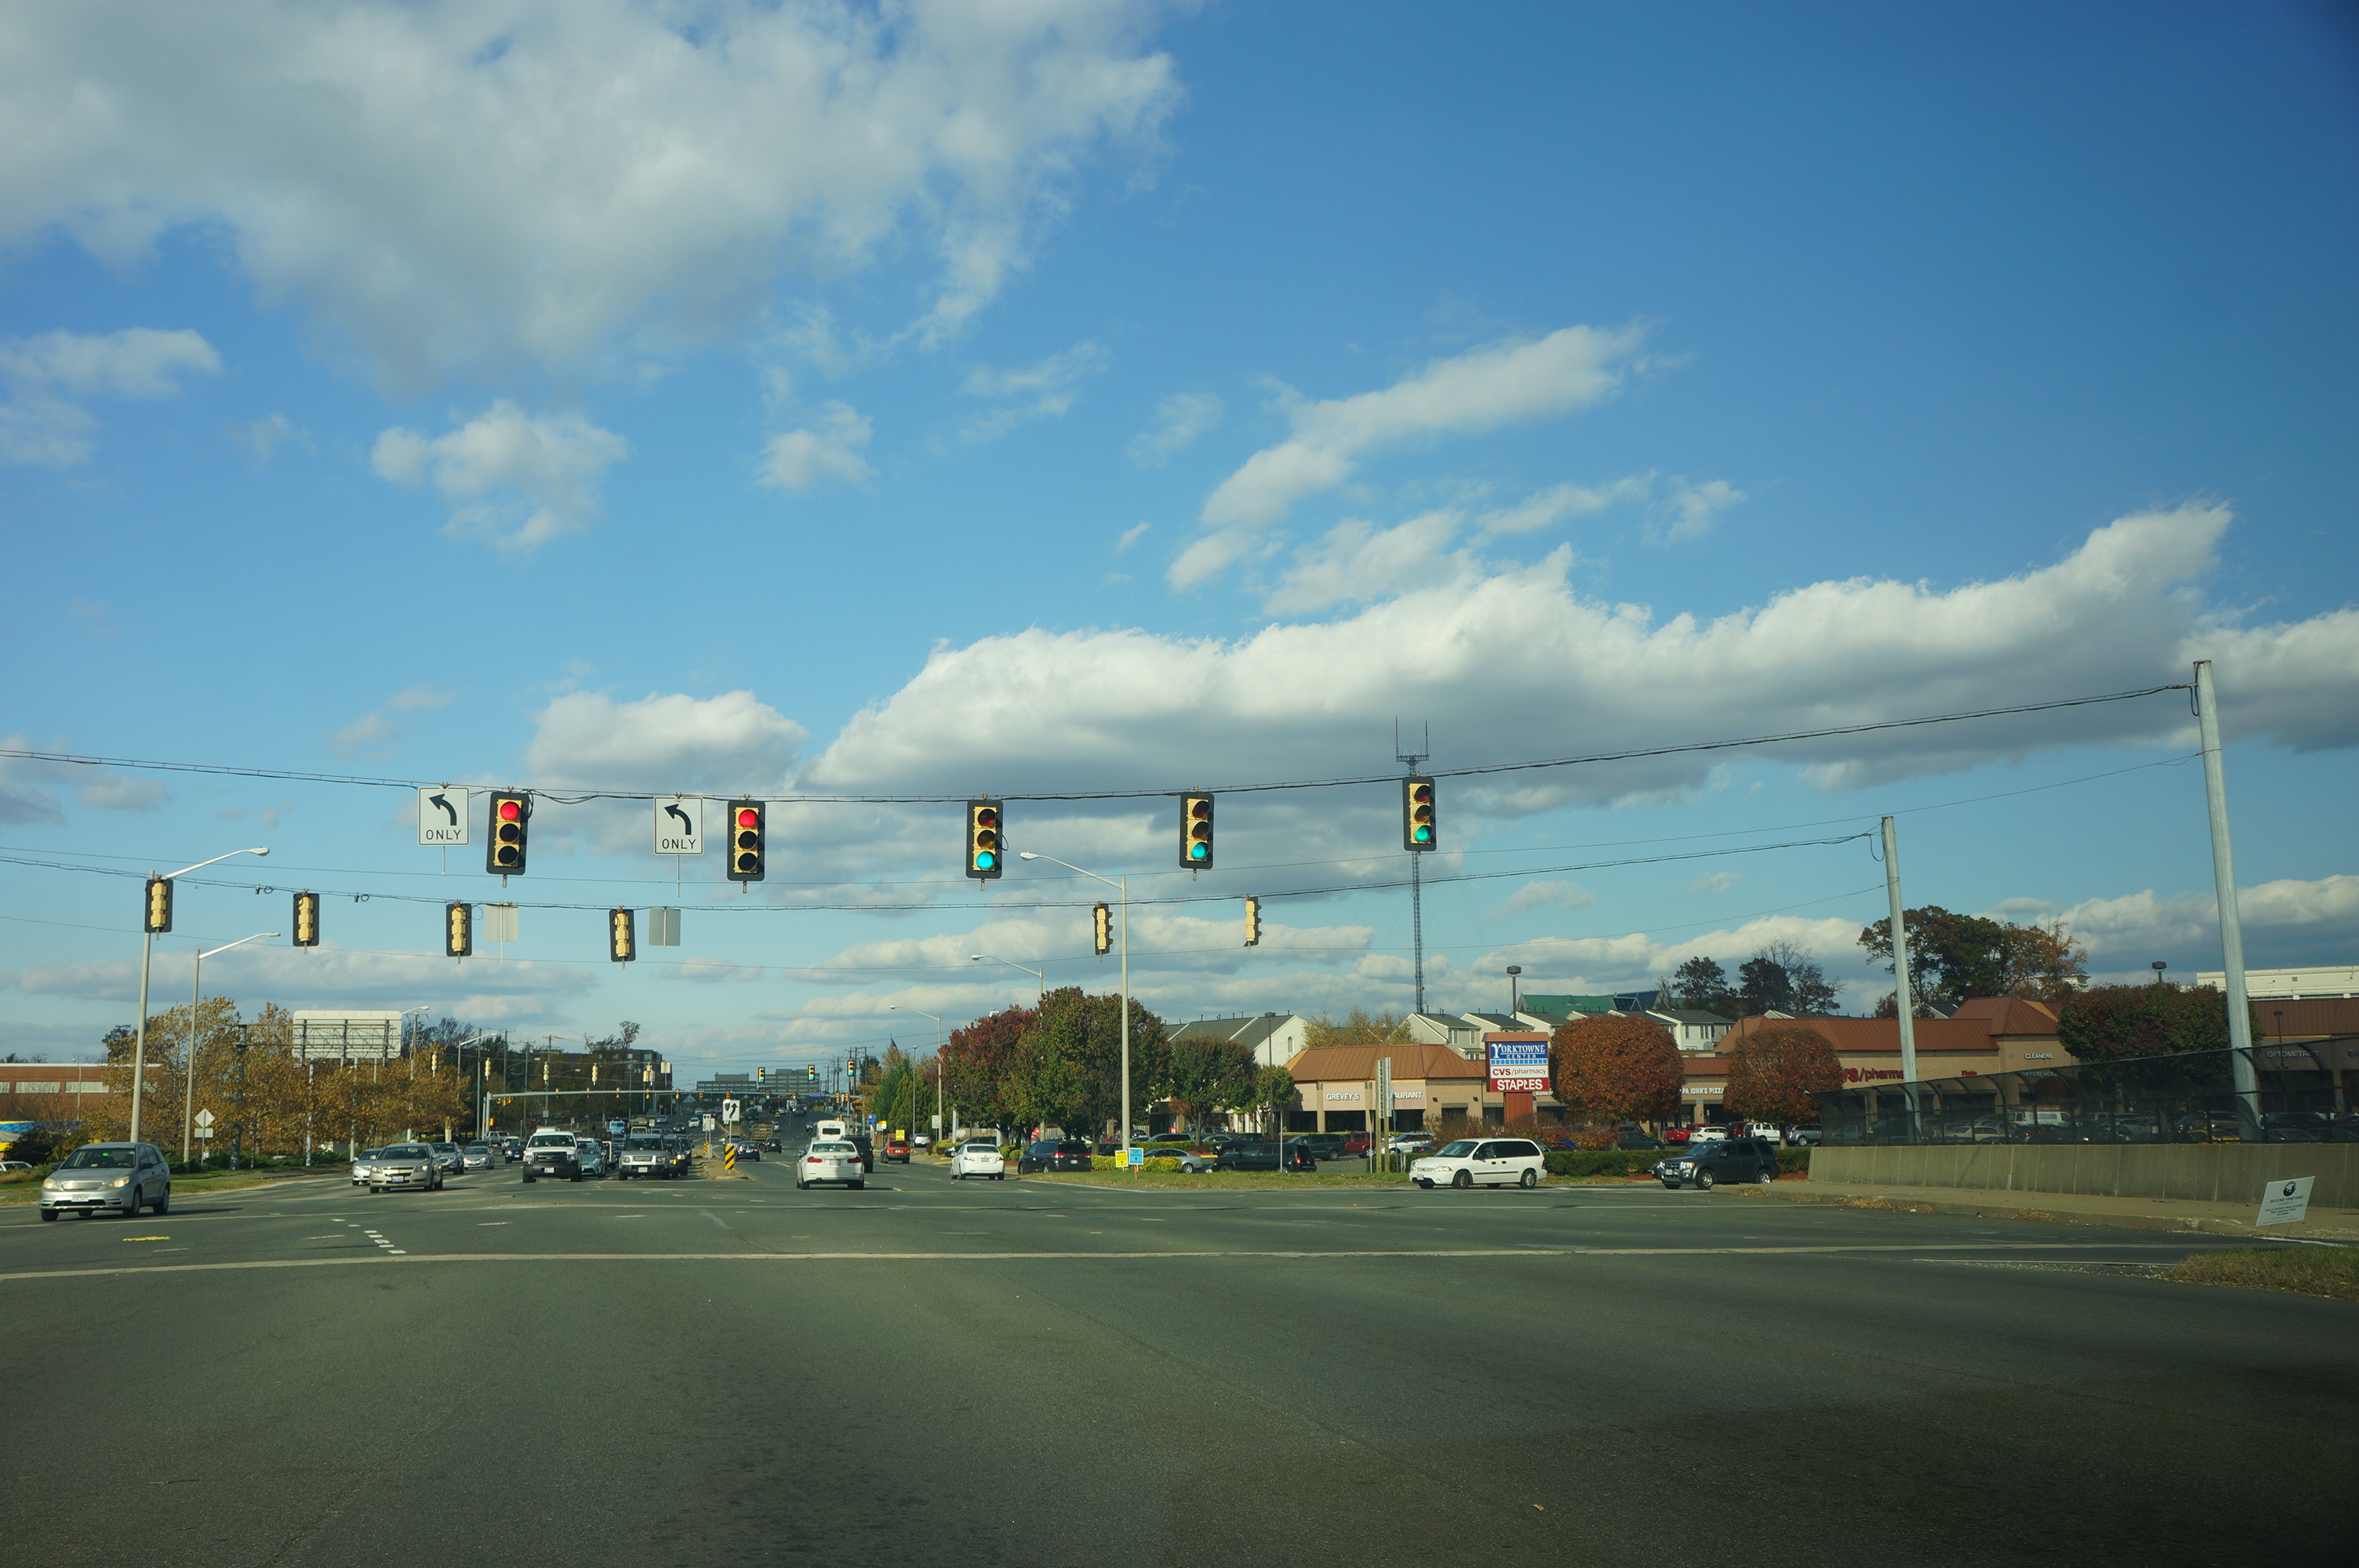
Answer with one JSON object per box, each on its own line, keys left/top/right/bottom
{"left": 1485, "top": 1033, "right": 1550, "bottom": 1094}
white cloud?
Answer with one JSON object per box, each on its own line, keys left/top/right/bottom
{"left": 758, "top": 401, "right": 874, "bottom": 492}
{"left": 373, "top": 401, "right": 627, "bottom": 554}
{"left": 0, "top": 327, "right": 219, "bottom": 466}
{"left": 1478, "top": 476, "right": 1652, "bottom": 535}
{"left": 1127, "top": 390, "right": 1223, "bottom": 465}
{"left": 1178, "top": 325, "right": 1644, "bottom": 586}
{"left": 0, "top": 4, "right": 1177, "bottom": 386}
{"left": 1497, "top": 881, "right": 1601, "bottom": 918}
{"left": 1114, "top": 521, "right": 1152, "bottom": 555}
{"left": 961, "top": 340, "right": 1107, "bottom": 442}
{"left": 1692, "top": 872, "right": 1741, "bottom": 895}
{"left": 387, "top": 684, "right": 456, "bottom": 712}
{"left": 329, "top": 712, "right": 401, "bottom": 760}
{"left": 2003, "top": 874, "right": 2359, "bottom": 975}
{"left": 1655, "top": 477, "right": 1746, "bottom": 542}
{"left": 231, "top": 412, "right": 295, "bottom": 465}
{"left": 3, "top": 943, "right": 593, "bottom": 1018}
{"left": 525, "top": 690, "right": 808, "bottom": 794}
{"left": 0, "top": 733, "right": 167, "bottom": 823}
{"left": 1262, "top": 510, "right": 1486, "bottom": 615}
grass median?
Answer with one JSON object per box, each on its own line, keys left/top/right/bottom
{"left": 0, "top": 1167, "right": 327, "bottom": 1205}
{"left": 2165, "top": 1247, "right": 2359, "bottom": 1302}
{"left": 1016, "top": 1169, "right": 1663, "bottom": 1190}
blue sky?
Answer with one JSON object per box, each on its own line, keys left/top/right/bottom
{"left": 3, "top": 1, "right": 2354, "bottom": 1069}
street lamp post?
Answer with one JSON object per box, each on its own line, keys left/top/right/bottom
{"left": 183, "top": 931, "right": 279, "bottom": 1162}
{"left": 969, "top": 953, "right": 1045, "bottom": 1001}
{"left": 891, "top": 1005, "right": 946, "bottom": 1149}
{"left": 1020, "top": 851, "right": 1131, "bottom": 1163}
{"left": 132, "top": 847, "right": 269, "bottom": 1145}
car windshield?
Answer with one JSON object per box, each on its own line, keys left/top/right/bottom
{"left": 529, "top": 1134, "right": 572, "bottom": 1147}
{"left": 62, "top": 1146, "right": 140, "bottom": 1168}
{"left": 1434, "top": 1140, "right": 1481, "bottom": 1158}
{"left": 464, "top": 1145, "right": 490, "bottom": 1153}
{"left": 383, "top": 1144, "right": 433, "bottom": 1158}
{"left": 626, "top": 1136, "right": 664, "bottom": 1149}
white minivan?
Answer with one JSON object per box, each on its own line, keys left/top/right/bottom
{"left": 1408, "top": 1138, "right": 1547, "bottom": 1190}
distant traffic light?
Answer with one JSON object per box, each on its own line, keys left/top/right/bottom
{"left": 486, "top": 791, "right": 531, "bottom": 875}
{"left": 1092, "top": 902, "right": 1113, "bottom": 956}
{"left": 757, "top": 1067, "right": 766, "bottom": 1082}
{"left": 727, "top": 799, "right": 765, "bottom": 883}
{"left": 445, "top": 902, "right": 474, "bottom": 958}
{"left": 807, "top": 1064, "right": 818, "bottom": 1080}
{"left": 143, "top": 876, "right": 173, "bottom": 935}
{"left": 1402, "top": 775, "right": 1437, "bottom": 851}
{"left": 1180, "top": 793, "right": 1214, "bottom": 868}
{"left": 292, "top": 891, "right": 321, "bottom": 947}
{"left": 1244, "top": 895, "right": 1262, "bottom": 948}
{"left": 609, "top": 907, "right": 636, "bottom": 963}
{"left": 966, "top": 799, "right": 1005, "bottom": 880}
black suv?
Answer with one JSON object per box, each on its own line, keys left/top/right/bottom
{"left": 1212, "top": 1140, "right": 1318, "bottom": 1173}
{"left": 1652, "top": 1136, "right": 1779, "bottom": 1190}
{"left": 1016, "top": 1139, "right": 1095, "bottom": 1174}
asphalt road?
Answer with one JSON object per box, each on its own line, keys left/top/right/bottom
{"left": 3, "top": 1134, "right": 2352, "bottom": 1567}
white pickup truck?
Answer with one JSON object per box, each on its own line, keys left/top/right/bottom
{"left": 522, "top": 1128, "right": 583, "bottom": 1183}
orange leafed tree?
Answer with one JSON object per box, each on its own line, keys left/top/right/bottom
{"left": 1724, "top": 1024, "right": 1842, "bottom": 1125}
{"left": 1550, "top": 1014, "right": 1682, "bottom": 1124}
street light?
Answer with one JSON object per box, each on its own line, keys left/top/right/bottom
{"left": 970, "top": 953, "right": 1045, "bottom": 1000}
{"left": 890, "top": 1004, "right": 947, "bottom": 1145}
{"left": 131, "top": 847, "right": 268, "bottom": 1144}
{"left": 182, "top": 930, "right": 279, "bottom": 1161}
{"left": 1019, "top": 851, "right": 1132, "bottom": 1163}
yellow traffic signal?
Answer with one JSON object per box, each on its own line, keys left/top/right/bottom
{"left": 727, "top": 799, "right": 765, "bottom": 882}
{"left": 292, "top": 891, "right": 320, "bottom": 948}
{"left": 1402, "top": 775, "right": 1437, "bottom": 851}
{"left": 1245, "top": 895, "right": 1262, "bottom": 948}
{"left": 144, "top": 876, "right": 173, "bottom": 935}
{"left": 609, "top": 907, "right": 636, "bottom": 963}
{"left": 966, "top": 799, "right": 1005, "bottom": 880}
{"left": 1092, "top": 901, "right": 1112, "bottom": 956}
{"left": 445, "top": 901, "right": 474, "bottom": 958}
{"left": 487, "top": 790, "right": 530, "bottom": 874}
{"left": 1180, "top": 793, "right": 1214, "bottom": 868}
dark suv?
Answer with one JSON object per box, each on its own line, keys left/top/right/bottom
{"left": 1016, "top": 1139, "right": 1095, "bottom": 1174}
{"left": 1212, "top": 1140, "right": 1318, "bottom": 1173}
{"left": 1652, "top": 1136, "right": 1779, "bottom": 1190}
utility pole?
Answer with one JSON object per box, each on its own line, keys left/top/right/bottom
{"left": 2193, "top": 660, "right": 2261, "bottom": 1136}
{"left": 1397, "top": 722, "right": 1430, "bottom": 1017}
{"left": 1881, "top": 816, "right": 1919, "bottom": 1139}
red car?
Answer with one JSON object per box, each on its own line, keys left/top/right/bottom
{"left": 1336, "top": 1131, "right": 1371, "bottom": 1156}
{"left": 882, "top": 1137, "right": 911, "bottom": 1164}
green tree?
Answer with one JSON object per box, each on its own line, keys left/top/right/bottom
{"left": 1860, "top": 908, "right": 2091, "bottom": 1013}
{"left": 1014, "top": 986, "right": 1170, "bottom": 1138}
{"left": 2058, "top": 983, "right": 2230, "bottom": 1062}
{"left": 1665, "top": 956, "right": 1739, "bottom": 1018}
{"left": 1001, "top": 1029, "right": 1085, "bottom": 1137}
{"left": 1737, "top": 942, "right": 1841, "bottom": 1016}
{"left": 1252, "top": 1064, "right": 1297, "bottom": 1139}
{"left": 1168, "top": 1037, "right": 1256, "bottom": 1136}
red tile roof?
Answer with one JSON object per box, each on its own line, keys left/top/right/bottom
{"left": 1285, "top": 1044, "right": 1486, "bottom": 1081}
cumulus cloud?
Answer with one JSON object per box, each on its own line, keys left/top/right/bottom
{"left": 0, "top": 734, "right": 167, "bottom": 823}
{"left": 1692, "top": 872, "right": 1741, "bottom": 896}
{"left": 1999, "top": 873, "right": 2359, "bottom": 976}
{"left": 1127, "top": 390, "right": 1223, "bottom": 465}
{"left": 1497, "top": 881, "right": 1601, "bottom": 918}
{"left": 231, "top": 412, "right": 295, "bottom": 466}
{"left": 374, "top": 401, "right": 627, "bottom": 554}
{"left": 1263, "top": 510, "right": 1488, "bottom": 615}
{"left": 1479, "top": 915, "right": 1870, "bottom": 1006}
{"left": 0, "top": 2, "right": 1177, "bottom": 386}
{"left": 4, "top": 943, "right": 593, "bottom": 1018}
{"left": 758, "top": 401, "right": 874, "bottom": 492}
{"left": 961, "top": 340, "right": 1107, "bottom": 442}
{"left": 0, "top": 327, "right": 219, "bottom": 466}
{"left": 526, "top": 690, "right": 808, "bottom": 794}
{"left": 329, "top": 712, "right": 401, "bottom": 761}
{"left": 387, "top": 684, "right": 456, "bottom": 712}
{"left": 1477, "top": 476, "right": 1652, "bottom": 535}
{"left": 1655, "top": 477, "right": 1747, "bottom": 542}
{"left": 1114, "top": 522, "right": 1152, "bottom": 555}
{"left": 1176, "top": 325, "right": 1644, "bottom": 586}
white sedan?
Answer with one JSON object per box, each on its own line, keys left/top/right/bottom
{"left": 948, "top": 1141, "right": 1005, "bottom": 1181}
{"left": 797, "top": 1139, "right": 866, "bottom": 1190}
{"left": 1408, "top": 1137, "right": 1547, "bottom": 1190}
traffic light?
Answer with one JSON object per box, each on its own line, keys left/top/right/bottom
{"left": 487, "top": 790, "right": 531, "bottom": 874}
{"left": 292, "top": 891, "right": 320, "bottom": 948}
{"left": 966, "top": 799, "right": 1005, "bottom": 880}
{"left": 1092, "top": 901, "right": 1113, "bottom": 956}
{"left": 727, "top": 799, "right": 765, "bottom": 882}
{"left": 1245, "top": 895, "right": 1262, "bottom": 948}
{"left": 757, "top": 1067, "right": 767, "bottom": 1083}
{"left": 1180, "top": 793, "right": 1214, "bottom": 868}
{"left": 445, "top": 901, "right": 474, "bottom": 958}
{"left": 807, "top": 1064, "right": 818, "bottom": 1080}
{"left": 1402, "top": 775, "right": 1438, "bottom": 851}
{"left": 144, "top": 875, "right": 173, "bottom": 935}
{"left": 609, "top": 907, "right": 636, "bottom": 963}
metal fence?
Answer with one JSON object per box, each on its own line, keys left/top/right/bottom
{"left": 1810, "top": 1039, "right": 2357, "bottom": 1145}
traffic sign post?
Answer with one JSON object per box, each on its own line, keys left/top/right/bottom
{"left": 419, "top": 786, "right": 470, "bottom": 846}
{"left": 654, "top": 797, "right": 704, "bottom": 855}
{"left": 194, "top": 1108, "right": 215, "bottom": 1143}
{"left": 721, "top": 1098, "right": 741, "bottom": 1124}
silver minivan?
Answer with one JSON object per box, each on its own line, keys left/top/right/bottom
{"left": 39, "top": 1142, "right": 172, "bottom": 1220}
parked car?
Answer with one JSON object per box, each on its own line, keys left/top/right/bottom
{"left": 1780, "top": 1123, "right": 1823, "bottom": 1149}
{"left": 1211, "top": 1140, "right": 1317, "bottom": 1174}
{"left": 949, "top": 1141, "right": 1006, "bottom": 1180}
{"left": 1653, "top": 1136, "right": 1779, "bottom": 1190}
{"left": 39, "top": 1142, "right": 172, "bottom": 1219}
{"left": 0, "top": 1160, "right": 35, "bottom": 1175}
{"left": 1017, "top": 1139, "right": 1095, "bottom": 1174}
{"left": 1408, "top": 1138, "right": 1547, "bottom": 1190}
{"left": 1138, "top": 1146, "right": 1209, "bottom": 1172}
{"left": 881, "top": 1137, "right": 911, "bottom": 1163}
{"left": 1387, "top": 1133, "right": 1435, "bottom": 1154}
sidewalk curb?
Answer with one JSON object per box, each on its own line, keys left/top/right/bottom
{"left": 1749, "top": 1182, "right": 2359, "bottom": 1243}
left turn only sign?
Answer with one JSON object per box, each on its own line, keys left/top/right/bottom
{"left": 419, "top": 786, "right": 470, "bottom": 845}
{"left": 655, "top": 797, "right": 705, "bottom": 855}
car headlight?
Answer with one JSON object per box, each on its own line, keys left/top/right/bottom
{"left": 109, "top": 1175, "right": 129, "bottom": 1188}
{"left": 42, "top": 1177, "right": 57, "bottom": 1188}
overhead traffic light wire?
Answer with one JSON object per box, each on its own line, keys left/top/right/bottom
{"left": 0, "top": 682, "right": 2187, "bottom": 806}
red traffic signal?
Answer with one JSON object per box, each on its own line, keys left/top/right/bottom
{"left": 486, "top": 791, "right": 531, "bottom": 875}
{"left": 727, "top": 799, "right": 765, "bottom": 882}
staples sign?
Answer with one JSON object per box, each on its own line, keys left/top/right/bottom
{"left": 1486, "top": 1035, "right": 1550, "bottom": 1094}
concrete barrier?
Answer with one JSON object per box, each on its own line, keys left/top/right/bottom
{"left": 1812, "top": 1143, "right": 2359, "bottom": 1210}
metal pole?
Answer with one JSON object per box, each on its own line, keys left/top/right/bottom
{"left": 184, "top": 947, "right": 202, "bottom": 1162}
{"left": 1410, "top": 849, "right": 1426, "bottom": 1016}
{"left": 131, "top": 927, "right": 153, "bottom": 1144}
{"left": 2194, "top": 661, "right": 2260, "bottom": 1134}
{"left": 1119, "top": 873, "right": 1131, "bottom": 1164}
{"left": 1881, "top": 816, "right": 1919, "bottom": 1141}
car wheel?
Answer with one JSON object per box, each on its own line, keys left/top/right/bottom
{"left": 949, "top": 1172, "right": 961, "bottom": 1181}
{"left": 122, "top": 1190, "right": 139, "bottom": 1219}
{"left": 570, "top": 1171, "right": 582, "bottom": 1182}
{"left": 39, "top": 1207, "right": 57, "bottom": 1221}
{"left": 1416, "top": 1178, "right": 1434, "bottom": 1189}
{"left": 850, "top": 1180, "right": 864, "bottom": 1190}
{"left": 1518, "top": 1168, "right": 1539, "bottom": 1189}
{"left": 153, "top": 1190, "right": 169, "bottom": 1214}
{"left": 523, "top": 1173, "right": 534, "bottom": 1184}
{"left": 1452, "top": 1169, "right": 1472, "bottom": 1189}
{"left": 1696, "top": 1169, "right": 1714, "bottom": 1191}
{"left": 1759, "top": 1165, "right": 1776, "bottom": 1184}
{"left": 795, "top": 1178, "right": 807, "bottom": 1190}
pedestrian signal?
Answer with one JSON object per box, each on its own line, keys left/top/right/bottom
{"left": 1092, "top": 901, "right": 1113, "bottom": 956}
{"left": 1402, "top": 775, "right": 1437, "bottom": 851}
{"left": 966, "top": 799, "right": 1005, "bottom": 880}
{"left": 292, "top": 891, "right": 321, "bottom": 947}
{"left": 144, "top": 875, "right": 173, "bottom": 935}
{"left": 445, "top": 902, "right": 474, "bottom": 958}
{"left": 609, "top": 907, "right": 636, "bottom": 963}
{"left": 1180, "top": 793, "right": 1214, "bottom": 868}
{"left": 486, "top": 791, "right": 531, "bottom": 874}
{"left": 1245, "top": 895, "right": 1262, "bottom": 948}
{"left": 727, "top": 799, "right": 765, "bottom": 882}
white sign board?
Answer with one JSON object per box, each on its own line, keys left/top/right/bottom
{"left": 1486, "top": 1035, "right": 1550, "bottom": 1094}
{"left": 418, "top": 786, "right": 470, "bottom": 846}
{"left": 2256, "top": 1176, "right": 2314, "bottom": 1228}
{"left": 702, "top": 1114, "right": 716, "bottom": 1132}
{"left": 194, "top": 1109, "right": 215, "bottom": 1128}
{"left": 291, "top": 1011, "right": 405, "bottom": 1063}
{"left": 654, "top": 797, "right": 704, "bottom": 855}
{"left": 721, "top": 1098, "right": 741, "bottom": 1124}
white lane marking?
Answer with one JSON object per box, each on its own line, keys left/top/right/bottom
{"left": 700, "top": 1210, "right": 731, "bottom": 1231}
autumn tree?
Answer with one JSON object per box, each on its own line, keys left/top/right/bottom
{"left": 1724, "top": 1024, "right": 1842, "bottom": 1125}
{"left": 1549, "top": 1014, "right": 1682, "bottom": 1126}
{"left": 943, "top": 1006, "right": 1033, "bottom": 1131}
{"left": 2057, "top": 983, "right": 2230, "bottom": 1062}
